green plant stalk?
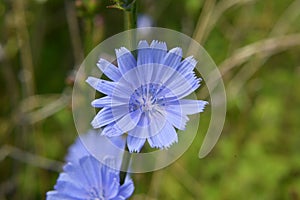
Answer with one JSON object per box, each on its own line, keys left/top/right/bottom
{"left": 120, "top": 1, "right": 137, "bottom": 185}
{"left": 119, "top": 142, "right": 131, "bottom": 184}
{"left": 124, "top": 1, "right": 137, "bottom": 52}
{"left": 124, "top": 2, "right": 137, "bottom": 30}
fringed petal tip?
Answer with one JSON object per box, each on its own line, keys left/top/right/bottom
{"left": 96, "top": 59, "right": 122, "bottom": 82}
{"left": 148, "top": 137, "right": 178, "bottom": 150}
{"left": 96, "top": 58, "right": 107, "bottom": 69}
{"left": 185, "top": 56, "right": 197, "bottom": 66}
{"left": 193, "top": 100, "right": 209, "bottom": 113}
{"left": 138, "top": 40, "right": 149, "bottom": 49}
{"left": 147, "top": 123, "right": 178, "bottom": 150}
{"left": 168, "top": 47, "right": 183, "bottom": 57}
{"left": 115, "top": 47, "right": 131, "bottom": 57}
{"left": 128, "top": 148, "right": 139, "bottom": 153}
{"left": 85, "top": 76, "right": 97, "bottom": 87}
{"left": 201, "top": 101, "right": 209, "bottom": 111}
{"left": 127, "top": 135, "right": 146, "bottom": 153}
{"left": 91, "top": 120, "right": 101, "bottom": 129}
{"left": 150, "top": 40, "right": 167, "bottom": 51}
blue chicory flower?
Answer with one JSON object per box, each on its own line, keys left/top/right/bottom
{"left": 46, "top": 156, "right": 134, "bottom": 200}
{"left": 86, "top": 40, "right": 208, "bottom": 152}
{"left": 47, "top": 131, "right": 134, "bottom": 200}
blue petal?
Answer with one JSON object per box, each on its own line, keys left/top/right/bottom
{"left": 115, "top": 47, "right": 137, "bottom": 75}
{"left": 134, "top": 63, "right": 155, "bottom": 85}
{"left": 135, "top": 41, "right": 155, "bottom": 85}
{"left": 126, "top": 112, "right": 151, "bottom": 138}
{"left": 113, "top": 109, "right": 142, "bottom": 133}
{"left": 165, "top": 105, "right": 189, "bottom": 130}
{"left": 47, "top": 191, "right": 82, "bottom": 200}
{"left": 105, "top": 178, "right": 120, "bottom": 199}
{"left": 60, "top": 164, "right": 89, "bottom": 190}
{"left": 97, "top": 58, "right": 122, "bottom": 81}
{"left": 151, "top": 64, "right": 178, "bottom": 85}
{"left": 118, "top": 65, "right": 142, "bottom": 89}
{"left": 86, "top": 77, "right": 132, "bottom": 98}
{"left": 147, "top": 110, "right": 167, "bottom": 135}
{"left": 102, "top": 122, "right": 124, "bottom": 137}
{"left": 117, "top": 177, "right": 135, "bottom": 199}
{"left": 109, "top": 135, "right": 126, "bottom": 150}
{"left": 53, "top": 180, "right": 88, "bottom": 199}
{"left": 102, "top": 157, "right": 118, "bottom": 175}
{"left": 101, "top": 158, "right": 119, "bottom": 198}
{"left": 163, "top": 47, "right": 182, "bottom": 69}
{"left": 92, "top": 96, "right": 127, "bottom": 108}
{"left": 126, "top": 110, "right": 167, "bottom": 142}
{"left": 102, "top": 109, "right": 145, "bottom": 138}
{"left": 55, "top": 173, "right": 73, "bottom": 184}
{"left": 137, "top": 40, "right": 152, "bottom": 65}
{"left": 136, "top": 112, "right": 150, "bottom": 127}
{"left": 184, "top": 72, "right": 199, "bottom": 84}
{"left": 177, "top": 99, "right": 208, "bottom": 115}
{"left": 150, "top": 40, "right": 167, "bottom": 64}
{"left": 79, "top": 156, "right": 101, "bottom": 191}
{"left": 147, "top": 122, "right": 178, "bottom": 149}
{"left": 91, "top": 106, "right": 127, "bottom": 129}
{"left": 127, "top": 134, "right": 146, "bottom": 152}
{"left": 163, "top": 73, "right": 200, "bottom": 100}
{"left": 86, "top": 77, "right": 116, "bottom": 96}
{"left": 177, "top": 56, "right": 197, "bottom": 75}
{"left": 91, "top": 96, "right": 112, "bottom": 108}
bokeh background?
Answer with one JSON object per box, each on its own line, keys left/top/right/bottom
{"left": 1, "top": 0, "right": 300, "bottom": 199}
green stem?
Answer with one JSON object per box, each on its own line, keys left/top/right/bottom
{"left": 124, "top": 1, "right": 137, "bottom": 52}
{"left": 120, "top": 1, "right": 137, "bottom": 185}
{"left": 124, "top": 1, "right": 137, "bottom": 30}
{"left": 119, "top": 141, "right": 131, "bottom": 184}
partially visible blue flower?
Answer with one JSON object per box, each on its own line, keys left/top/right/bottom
{"left": 47, "top": 156, "right": 134, "bottom": 200}
{"left": 86, "top": 40, "right": 208, "bottom": 152}
{"left": 137, "top": 14, "right": 153, "bottom": 28}
{"left": 66, "top": 130, "right": 125, "bottom": 168}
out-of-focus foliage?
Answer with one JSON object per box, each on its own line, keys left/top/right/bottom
{"left": 0, "top": 0, "right": 299, "bottom": 199}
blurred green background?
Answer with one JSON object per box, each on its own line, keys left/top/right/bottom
{"left": 1, "top": 0, "right": 300, "bottom": 199}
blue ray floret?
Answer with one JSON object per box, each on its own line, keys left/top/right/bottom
{"left": 86, "top": 40, "right": 208, "bottom": 152}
